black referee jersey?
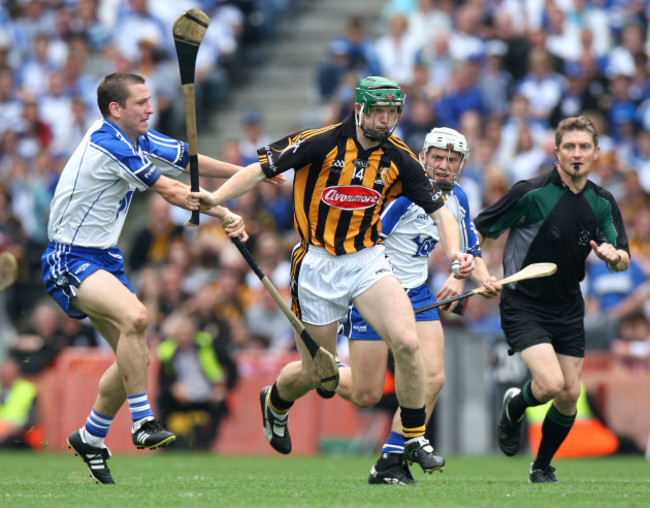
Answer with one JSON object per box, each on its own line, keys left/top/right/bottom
{"left": 257, "top": 114, "right": 445, "bottom": 256}
{"left": 474, "top": 168, "right": 630, "bottom": 307}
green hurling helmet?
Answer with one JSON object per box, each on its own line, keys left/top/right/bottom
{"left": 355, "top": 76, "right": 404, "bottom": 141}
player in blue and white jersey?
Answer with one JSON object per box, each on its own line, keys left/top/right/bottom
{"left": 336, "top": 127, "right": 502, "bottom": 484}
{"left": 40, "top": 73, "right": 248, "bottom": 485}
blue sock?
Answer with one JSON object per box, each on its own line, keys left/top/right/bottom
{"left": 127, "top": 392, "right": 154, "bottom": 422}
{"left": 381, "top": 431, "right": 405, "bottom": 454}
{"left": 84, "top": 408, "right": 113, "bottom": 443}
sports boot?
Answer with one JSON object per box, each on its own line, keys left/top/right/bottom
{"left": 529, "top": 463, "right": 560, "bottom": 483}
{"left": 132, "top": 417, "right": 176, "bottom": 449}
{"left": 260, "top": 386, "right": 292, "bottom": 454}
{"left": 368, "top": 453, "right": 419, "bottom": 485}
{"left": 67, "top": 429, "right": 115, "bottom": 485}
{"left": 497, "top": 387, "right": 524, "bottom": 456}
{"left": 404, "top": 436, "right": 445, "bottom": 473}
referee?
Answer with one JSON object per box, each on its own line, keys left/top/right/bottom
{"left": 474, "top": 115, "right": 630, "bottom": 483}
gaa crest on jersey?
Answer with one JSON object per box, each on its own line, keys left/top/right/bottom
{"left": 321, "top": 185, "right": 381, "bottom": 210}
{"left": 329, "top": 159, "right": 345, "bottom": 174}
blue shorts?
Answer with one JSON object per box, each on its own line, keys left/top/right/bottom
{"left": 41, "top": 242, "right": 134, "bottom": 319}
{"left": 345, "top": 283, "right": 440, "bottom": 341}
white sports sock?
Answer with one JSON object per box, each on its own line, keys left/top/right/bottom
{"left": 81, "top": 427, "right": 104, "bottom": 448}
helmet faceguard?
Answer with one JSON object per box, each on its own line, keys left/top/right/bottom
{"left": 355, "top": 76, "right": 404, "bottom": 142}
{"left": 419, "top": 127, "right": 470, "bottom": 192}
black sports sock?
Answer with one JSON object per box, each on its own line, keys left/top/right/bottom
{"left": 400, "top": 406, "right": 426, "bottom": 440}
{"left": 269, "top": 382, "right": 294, "bottom": 413}
{"left": 508, "top": 379, "right": 542, "bottom": 422}
{"left": 533, "top": 404, "right": 576, "bottom": 470}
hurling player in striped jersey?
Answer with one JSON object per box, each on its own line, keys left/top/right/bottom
{"left": 190, "top": 76, "right": 476, "bottom": 474}
{"left": 337, "top": 127, "right": 501, "bottom": 484}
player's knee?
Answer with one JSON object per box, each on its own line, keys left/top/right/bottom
{"left": 391, "top": 334, "right": 419, "bottom": 358}
{"left": 561, "top": 384, "right": 581, "bottom": 405}
{"left": 536, "top": 376, "right": 564, "bottom": 399}
{"left": 124, "top": 305, "right": 149, "bottom": 337}
{"left": 352, "top": 388, "right": 383, "bottom": 409}
{"left": 426, "top": 369, "right": 445, "bottom": 398}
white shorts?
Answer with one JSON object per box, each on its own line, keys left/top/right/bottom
{"left": 296, "top": 244, "right": 395, "bottom": 325}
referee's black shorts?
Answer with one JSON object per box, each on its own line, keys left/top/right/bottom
{"left": 499, "top": 296, "right": 585, "bottom": 358}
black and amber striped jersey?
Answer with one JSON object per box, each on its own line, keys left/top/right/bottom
{"left": 258, "top": 114, "right": 445, "bottom": 255}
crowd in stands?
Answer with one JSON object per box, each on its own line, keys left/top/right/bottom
{"left": 2, "top": 0, "right": 650, "bottom": 448}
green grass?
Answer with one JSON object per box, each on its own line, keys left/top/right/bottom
{"left": 0, "top": 451, "right": 648, "bottom": 507}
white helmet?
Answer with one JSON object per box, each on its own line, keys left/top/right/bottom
{"left": 420, "top": 127, "right": 470, "bottom": 192}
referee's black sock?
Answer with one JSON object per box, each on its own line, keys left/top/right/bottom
{"left": 533, "top": 405, "right": 576, "bottom": 470}
{"left": 508, "top": 379, "right": 542, "bottom": 422}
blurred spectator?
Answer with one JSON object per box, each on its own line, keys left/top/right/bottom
{"left": 128, "top": 194, "right": 185, "bottom": 272}
{"left": 331, "top": 15, "right": 381, "bottom": 77}
{"left": 38, "top": 70, "right": 73, "bottom": 156}
{"left": 112, "top": 0, "right": 167, "bottom": 64}
{"left": 15, "top": 99, "right": 53, "bottom": 161}
{"left": 0, "top": 357, "right": 39, "bottom": 449}
{"left": 584, "top": 255, "right": 647, "bottom": 350}
{"left": 244, "top": 231, "right": 291, "bottom": 294}
{"left": 73, "top": 0, "right": 113, "bottom": 52}
{"left": 374, "top": 12, "right": 419, "bottom": 86}
{"left": 514, "top": 48, "right": 565, "bottom": 122}
{"left": 627, "top": 205, "right": 650, "bottom": 272}
{"left": 545, "top": 2, "right": 581, "bottom": 62}
{"left": 10, "top": 301, "right": 65, "bottom": 375}
{"left": 448, "top": 2, "right": 486, "bottom": 62}
{"left": 239, "top": 110, "right": 270, "bottom": 166}
{"left": 505, "top": 123, "right": 547, "bottom": 184}
{"left": 157, "top": 312, "right": 238, "bottom": 450}
{"left": 496, "top": 93, "right": 549, "bottom": 174}
{"left": 60, "top": 95, "right": 96, "bottom": 157}
{"left": 610, "top": 311, "right": 650, "bottom": 373}
{"left": 548, "top": 62, "right": 601, "bottom": 128}
{"left": 406, "top": 0, "right": 452, "bottom": 50}
{"left": 416, "top": 30, "right": 453, "bottom": 94}
{"left": 317, "top": 39, "right": 354, "bottom": 103}
{"left": 589, "top": 151, "right": 625, "bottom": 201}
{"left": 18, "top": 32, "right": 55, "bottom": 98}
{"left": 567, "top": 0, "right": 612, "bottom": 58}
{"left": 244, "top": 286, "right": 294, "bottom": 353}
{"left": 0, "top": 66, "right": 22, "bottom": 139}
{"left": 60, "top": 315, "right": 100, "bottom": 348}
{"left": 395, "top": 94, "right": 436, "bottom": 153}
{"left": 434, "top": 60, "right": 485, "bottom": 131}
{"left": 256, "top": 179, "right": 294, "bottom": 236}
{"left": 157, "top": 263, "right": 191, "bottom": 322}
{"left": 479, "top": 39, "right": 512, "bottom": 119}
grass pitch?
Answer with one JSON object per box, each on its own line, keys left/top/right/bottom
{"left": 0, "top": 451, "right": 648, "bottom": 507}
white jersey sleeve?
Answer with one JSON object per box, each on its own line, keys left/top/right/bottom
{"left": 381, "top": 186, "right": 482, "bottom": 289}
{"left": 47, "top": 119, "right": 189, "bottom": 249}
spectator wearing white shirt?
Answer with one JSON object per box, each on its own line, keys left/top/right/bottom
{"left": 374, "top": 13, "right": 420, "bottom": 86}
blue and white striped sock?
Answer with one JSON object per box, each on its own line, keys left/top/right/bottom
{"left": 83, "top": 408, "right": 114, "bottom": 447}
{"left": 127, "top": 392, "right": 154, "bottom": 426}
{"left": 381, "top": 431, "right": 405, "bottom": 455}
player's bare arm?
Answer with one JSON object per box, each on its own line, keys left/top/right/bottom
{"left": 430, "top": 205, "right": 474, "bottom": 278}
{"left": 190, "top": 162, "right": 267, "bottom": 211}
{"left": 193, "top": 154, "right": 285, "bottom": 184}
